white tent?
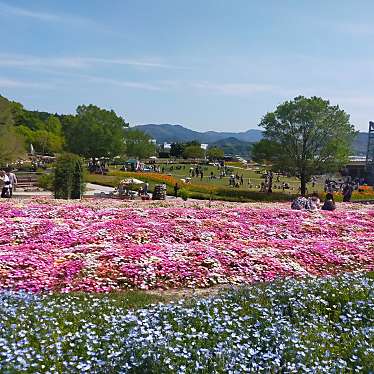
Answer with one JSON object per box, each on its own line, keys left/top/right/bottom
{"left": 119, "top": 178, "right": 144, "bottom": 185}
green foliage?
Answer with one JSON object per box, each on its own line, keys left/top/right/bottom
{"left": 38, "top": 173, "right": 54, "bottom": 190}
{"left": 0, "top": 125, "right": 25, "bottom": 164}
{"left": 63, "top": 105, "right": 128, "bottom": 158}
{"left": 0, "top": 96, "right": 26, "bottom": 163}
{"left": 170, "top": 143, "right": 185, "bottom": 158}
{"left": 207, "top": 146, "right": 224, "bottom": 160}
{"left": 251, "top": 139, "right": 281, "bottom": 164}
{"left": 255, "top": 96, "right": 356, "bottom": 195}
{"left": 179, "top": 188, "right": 189, "bottom": 201}
{"left": 124, "top": 129, "right": 156, "bottom": 159}
{"left": 54, "top": 154, "right": 84, "bottom": 199}
{"left": 183, "top": 144, "right": 205, "bottom": 159}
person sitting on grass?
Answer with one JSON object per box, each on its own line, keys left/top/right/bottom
{"left": 321, "top": 193, "right": 336, "bottom": 211}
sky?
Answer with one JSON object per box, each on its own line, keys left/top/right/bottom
{"left": 0, "top": 0, "right": 373, "bottom": 132}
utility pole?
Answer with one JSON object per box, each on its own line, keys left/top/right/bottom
{"left": 366, "top": 121, "right": 374, "bottom": 185}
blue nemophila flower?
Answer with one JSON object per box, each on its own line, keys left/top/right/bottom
{"left": 0, "top": 273, "right": 373, "bottom": 372}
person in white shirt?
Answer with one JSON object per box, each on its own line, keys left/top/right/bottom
{"left": 6, "top": 169, "right": 17, "bottom": 197}
{"left": 0, "top": 170, "right": 11, "bottom": 198}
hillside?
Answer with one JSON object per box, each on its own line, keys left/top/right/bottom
{"left": 352, "top": 132, "right": 369, "bottom": 156}
{"left": 209, "top": 137, "right": 253, "bottom": 157}
{"left": 1, "top": 94, "right": 369, "bottom": 157}
{"left": 133, "top": 124, "right": 263, "bottom": 144}
{"left": 134, "top": 123, "right": 368, "bottom": 156}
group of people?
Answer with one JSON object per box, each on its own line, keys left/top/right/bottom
{"left": 0, "top": 169, "right": 17, "bottom": 198}
{"left": 291, "top": 193, "right": 336, "bottom": 211}
{"left": 229, "top": 173, "right": 244, "bottom": 187}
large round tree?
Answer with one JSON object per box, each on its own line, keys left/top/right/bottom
{"left": 252, "top": 96, "right": 356, "bottom": 195}
{"left": 63, "top": 105, "right": 128, "bottom": 159}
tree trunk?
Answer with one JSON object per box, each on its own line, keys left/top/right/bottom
{"left": 300, "top": 175, "right": 307, "bottom": 196}
{"left": 267, "top": 172, "right": 273, "bottom": 194}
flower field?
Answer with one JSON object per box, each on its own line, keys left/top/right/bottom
{"left": 1, "top": 274, "right": 373, "bottom": 372}
{"left": 0, "top": 199, "right": 373, "bottom": 292}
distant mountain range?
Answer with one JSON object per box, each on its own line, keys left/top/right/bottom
{"left": 133, "top": 124, "right": 263, "bottom": 144}
{"left": 134, "top": 123, "right": 369, "bottom": 156}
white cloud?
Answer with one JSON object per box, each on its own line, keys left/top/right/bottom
{"left": 0, "top": 1, "right": 59, "bottom": 21}
{"left": 0, "top": 55, "right": 88, "bottom": 69}
{"left": 0, "top": 54, "right": 185, "bottom": 71}
{"left": 85, "top": 76, "right": 162, "bottom": 91}
{"left": 0, "top": 78, "right": 51, "bottom": 89}
{"left": 190, "top": 81, "right": 294, "bottom": 96}
{"left": 85, "top": 57, "right": 186, "bottom": 70}
{"left": 0, "top": 1, "right": 100, "bottom": 28}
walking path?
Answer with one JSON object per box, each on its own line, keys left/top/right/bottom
{"left": 12, "top": 183, "right": 177, "bottom": 200}
{"left": 12, "top": 183, "right": 114, "bottom": 199}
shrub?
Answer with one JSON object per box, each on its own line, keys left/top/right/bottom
{"left": 179, "top": 189, "right": 189, "bottom": 201}
{"left": 54, "top": 154, "right": 85, "bottom": 199}
{"left": 37, "top": 173, "right": 54, "bottom": 190}
{"left": 109, "top": 171, "right": 179, "bottom": 187}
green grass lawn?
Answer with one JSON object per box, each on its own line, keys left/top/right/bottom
{"left": 156, "top": 163, "right": 314, "bottom": 193}
{"left": 85, "top": 163, "right": 374, "bottom": 202}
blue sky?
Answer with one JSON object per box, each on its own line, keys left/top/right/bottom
{"left": 0, "top": 0, "right": 373, "bottom": 132}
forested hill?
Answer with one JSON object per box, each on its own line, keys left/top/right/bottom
{"left": 133, "top": 124, "right": 263, "bottom": 143}
{"left": 0, "top": 94, "right": 369, "bottom": 157}
{"left": 134, "top": 123, "right": 368, "bottom": 156}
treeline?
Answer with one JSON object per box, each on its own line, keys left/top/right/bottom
{"left": 167, "top": 141, "right": 224, "bottom": 160}
{"left": 0, "top": 95, "right": 156, "bottom": 163}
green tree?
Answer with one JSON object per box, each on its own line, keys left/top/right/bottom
{"left": 170, "top": 143, "right": 185, "bottom": 158}
{"left": 251, "top": 139, "right": 281, "bottom": 164}
{"left": 0, "top": 126, "right": 25, "bottom": 164}
{"left": 207, "top": 147, "right": 224, "bottom": 160}
{"left": 64, "top": 105, "right": 128, "bottom": 158}
{"left": 124, "top": 129, "right": 156, "bottom": 159}
{"left": 253, "top": 96, "right": 356, "bottom": 195}
{"left": 0, "top": 96, "right": 25, "bottom": 163}
{"left": 54, "top": 153, "right": 84, "bottom": 199}
{"left": 33, "top": 130, "right": 63, "bottom": 154}
{"left": 183, "top": 144, "right": 205, "bottom": 159}
{"left": 45, "top": 116, "right": 62, "bottom": 135}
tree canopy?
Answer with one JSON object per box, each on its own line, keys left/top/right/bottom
{"left": 0, "top": 96, "right": 25, "bottom": 164}
{"left": 63, "top": 105, "right": 128, "bottom": 158}
{"left": 183, "top": 144, "right": 205, "bottom": 159}
{"left": 207, "top": 147, "right": 224, "bottom": 160}
{"left": 170, "top": 143, "right": 185, "bottom": 158}
{"left": 252, "top": 96, "right": 356, "bottom": 195}
{"left": 124, "top": 129, "right": 156, "bottom": 159}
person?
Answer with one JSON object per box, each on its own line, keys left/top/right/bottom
{"left": 143, "top": 182, "right": 149, "bottom": 195}
{"left": 6, "top": 169, "right": 17, "bottom": 197}
{"left": 0, "top": 170, "right": 11, "bottom": 198}
{"left": 306, "top": 193, "right": 321, "bottom": 211}
{"left": 321, "top": 193, "right": 336, "bottom": 211}
{"left": 174, "top": 183, "right": 180, "bottom": 198}
{"left": 342, "top": 184, "right": 353, "bottom": 202}
{"left": 291, "top": 196, "right": 308, "bottom": 210}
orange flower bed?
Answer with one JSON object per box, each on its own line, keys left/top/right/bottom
{"left": 112, "top": 171, "right": 180, "bottom": 186}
